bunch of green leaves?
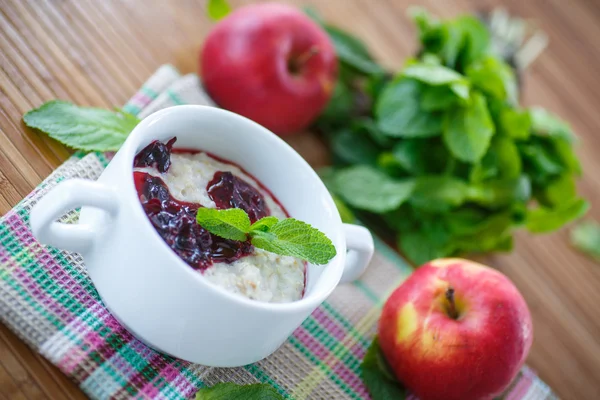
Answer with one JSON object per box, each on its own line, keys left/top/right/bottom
{"left": 312, "top": 8, "right": 587, "bottom": 266}
{"left": 195, "top": 208, "right": 336, "bottom": 264}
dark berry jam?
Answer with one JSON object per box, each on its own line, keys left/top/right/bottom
{"left": 133, "top": 137, "right": 177, "bottom": 173}
{"left": 133, "top": 137, "right": 280, "bottom": 271}
{"left": 134, "top": 171, "right": 254, "bottom": 270}
{"left": 207, "top": 171, "right": 270, "bottom": 223}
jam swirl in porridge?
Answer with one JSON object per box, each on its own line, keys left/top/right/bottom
{"left": 133, "top": 138, "right": 305, "bottom": 302}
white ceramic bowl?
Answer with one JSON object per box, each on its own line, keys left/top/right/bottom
{"left": 30, "top": 105, "right": 374, "bottom": 366}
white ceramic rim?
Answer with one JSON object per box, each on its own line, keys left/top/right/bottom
{"left": 121, "top": 105, "right": 345, "bottom": 313}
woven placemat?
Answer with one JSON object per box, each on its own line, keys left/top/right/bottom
{"left": 0, "top": 65, "right": 557, "bottom": 400}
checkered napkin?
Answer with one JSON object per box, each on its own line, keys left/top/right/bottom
{"left": 0, "top": 65, "right": 557, "bottom": 400}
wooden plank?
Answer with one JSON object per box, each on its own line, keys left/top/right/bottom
{"left": 0, "top": 325, "right": 82, "bottom": 400}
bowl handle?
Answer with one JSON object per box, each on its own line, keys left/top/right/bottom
{"left": 30, "top": 179, "right": 119, "bottom": 254}
{"left": 339, "top": 224, "right": 374, "bottom": 283}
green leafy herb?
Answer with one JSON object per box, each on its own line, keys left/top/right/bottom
{"left": 250, "top": 218, "right": 336, "bottom": 264}
{"left": 330, "top": 128, "right": 380, "bottom": 166}
{"left": 313, "top": 8, "right": 586, "bottom": 265}
{"left": 332, "top": 165, "right": 414, "bottom": 213}
{"left": 530, "top": 107, "right": 575, "bottom": 142}
{"left": 195, "top": 382, "right": 284, "bottom": 400}
{"left": 467, "top": 56, "right": 518, "bottom": 104}
{"left": 305, "top": 7, "right": 384, "bottom": 76}
{"left": 206, "top": 0, "right": 231, "bottom": 21}
{"left": 443, "top": 92, "right": 495, "bottom": 163}
{"left": 499, "top": 108, "right": 531, "bottom": 140}
{"left": 376, "top": 79, "right": 443, "bottom": 138}
{"left": 400, "top": 226, "right": 453, "bottom": 266}
{"left": 325, "top": 26, "right": 386, "bottom": 75}
{"left": 570, "top": 220, "right": 600, "bottom": 261}
{"left": 402, "top": 63, "right": 469, "bottom": 99}
{"left": 409, "top": 176, "right": 469, "bottom": 213}
{"left": 420, "top": 85, "right": 461, "bottom": 111}
{"left": 250, "top": 216, "right": 278, "bottom": 233}
{"left": 361, "top": 337, "right": 406, "bottom": 399}
{"left": 195, "top": 208, "right": 250, "bottom": 241}
{"left": 526, "top": 198, "right": 589, "bottom": 234}
{"left": 23, "top": 100, "right": 140, "bottom": 151}
{"left": 196, "top": 209, "right": 336, "bottom": 265}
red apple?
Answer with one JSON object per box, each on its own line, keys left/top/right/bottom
{"left": 200, "top": 3, "right": 337, "bottom": 135}
{"left": 378, "top": 258, "right": 533, "bottom": 400}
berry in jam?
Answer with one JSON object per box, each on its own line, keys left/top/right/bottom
{"left": 133, "top": 137, "right": 177, "bottom": 173}
{"left": 207, "top": 171, "right": 269, "bottom": 223}
{"left": 134, "top": 172, "right": 254, "bottom": 270}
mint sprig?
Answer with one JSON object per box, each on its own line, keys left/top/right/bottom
{"left": 196, "top": 208, "right": 337, "bottom": 265}
{"left": 23, "top": 100, "right": 140, "bottom": 152}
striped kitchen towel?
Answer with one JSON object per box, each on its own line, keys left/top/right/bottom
{"left": 0, "top": 65, "right": 558, "bottom": 400}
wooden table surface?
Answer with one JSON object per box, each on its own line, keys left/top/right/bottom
{"left": 0, "top": 0, "right": 599, "bottom": 399}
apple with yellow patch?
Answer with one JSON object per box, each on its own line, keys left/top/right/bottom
{"left": 378, "top": 258, "right": 533, "bottom": 400}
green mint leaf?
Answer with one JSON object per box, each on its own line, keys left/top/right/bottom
{"left": 409, "top": 7, "right": 439, "bottom": 41}
{"left": 420, "top": 85, "right": 460, "bottom": 111}
{"left": 116, "top": 108, "right": 140, "bottom": 125}
{"left": 537, "top": 174, "right": 576, "bottom": 208}
{"left": 402, "top": 61, "right": 470, "bottom": 100}
{"left": 529, "top": 107, "right": 576, "bottom": 143}
{"left": 302, "top": 6, "right": 323, "bottom": 24}
{"left": 470, "top": 136, "right": 522, "bottom": 182}
{"left": 196, "top": 208, "right": 250, "bottom": 241}
{"left": 571, "top": 220, "right": 600, "bottom": 262}
{"left": 499, "top": 108, "right": 531, "bottom": 140}
{"left": 399, "top": 224, "right": 452, "bottom": 266}
{"left": 376, "top": 79, "right": 443, "bottom": 138}
{"left": 551, "top": 136, "right": 582, "bottom": 175}
{"left": 526, "top": 198, "right": 589, "bottom": 234}
{"left": 448, "top": 213, "right": 514, "bottom": 254}
{"left": 250, "top": 219, "right": 336, "bottom": 265}
{"left": 324, "top": 26, "right": 385, "bottom": 75}
{"left": 454, "top": 16, "right": 490, "bottom": 68}
{"left": 466, "top": 57, "right": 518, "bottom": 104}
{"left": 330, "top": 129, "right": 380, "bottom": 166}
{"left": 352, "top": 118, "right": 393, "bottom": 148}
{"left": 250, "top": 216, "right": 278, "bottom": 233}
{"left": 195, "top": 382, "right": 284, "bottom": 400}
{"left": 467, "top": 176, "right": 531, "bottom": 209}
{"left": 206, "top": 0, "right": 231, "bottom": 21}
{"left": 409, "top": 176, "right": 469, "bottom": 213}
{"left": 23, "top": 100, "right": 139, "bottom": 152}
{"left": 318, "top": 79, "right": 355, "bottom": 126}
{"left": 392, "top": 139, "right": 449, "bottom": 175}
{"left": 392, "top": 140, "right": 429, "bottom": 175}
{"left": 317, "top": 168, "right": 356, "bottom": 224}
{"left": 443, "top": 92, "right": 495, "bottom": 163}
{"left": 402, "top": 63, "right": 465, "bottom": 86}
{"left": 519, "top": 139, "right": 563, "bottom": 180}
{"left": 332, "top": 165, "right": 414, "bottom": 213}
{"left": 361, "top": 337, "right": 406, "bottom": 400}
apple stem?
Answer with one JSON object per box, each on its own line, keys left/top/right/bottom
{"left": 289, "top": 46, "right": 320, "bottom": 74}
{"left": 445, "top": 287, "right": 459, "bottom": 320}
